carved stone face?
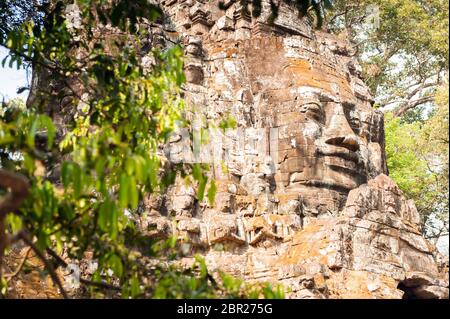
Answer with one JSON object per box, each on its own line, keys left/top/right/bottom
{"left": 164, "top": 2, "right": 386, "bottom": 221}
{"left": 141, "top": 4, "right": 448, "bottom": 297}
{"left": 264, "top": 43, "right": 385, "bottom": 214}
{"left": 200, "top": 34, "right": 386, "bottom": 215}
{"left": 277, "top": 90, "right": 379, "bottom": 192}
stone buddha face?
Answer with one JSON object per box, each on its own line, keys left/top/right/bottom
{"left": 177, "top": 17, "right": 386, "bottom": 217}
{"left": 258, "top": 43, "right": 386, "bottom": 214}
{"left": 280, "top": 90, "right": 375, "bottom": 192}
{"left": 211, "top": 35, "right": 387, "bottom": 215}
{"left": 154, "top": 1, "right": 389, "bottom": 246}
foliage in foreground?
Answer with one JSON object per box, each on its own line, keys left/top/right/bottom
{"left": 0, "top": 0, "right": 283, "bottom": 298}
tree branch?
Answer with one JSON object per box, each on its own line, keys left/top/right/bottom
{"left": 393, "top": 96, "right": 435, "bottom": 117}
{"left": 4, "top": 246, "right": 31, "bottom": 280}
{"left": 79, "top": 278, "right": 121, "bottom": 291}
{"left": 0, "top": 170, "right": 29, "bottom": 280}
{"left": 45, "top": 247, "right": 122, "bottom": 292}
{"left": 17, "top": 231, "right": 69, "bottom": 299}
{"left": 0, "top": 170, "right": 29, "bottom": 218}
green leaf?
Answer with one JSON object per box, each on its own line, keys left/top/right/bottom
{"left": 194, "top": 255, "right": 208, "bottom": 278}
{"left": 128, "top": 176, "right": 139, "bottom": 209}
{"left": 119, "top": 173, "right": 129, "bottom": 208}
{"left": 5, "top": 37, "right": 12, "bottom": 48}
{"left": 133, "top": 155, "right": 145, "bottom": 182}
{"left": 6, "top": 214, "right": 23, "bottom": 233}
{"left": 125, "top": 157, "right": 134, "bottom": 175}
{"left": 40, "top": 115, "right": 56, "bottom": 149}
{"left": 207, "top": 179, "right": 217, "bottom": 206}
{"left": 36, "top": 230, "right": 50, "bottom": 251}
{"left": 95, "top": 158, "right": 107, "bottom": 179}
{"left": 192, "top": 163, "right": 202, "bottom": 181}
{"left": 72, "top": 164, "right": 82, "bottom": 198}
{"left": 108, "top": 254, "right": 123, "bottom": 278}
{"left": 312, "top": 4, "right": 324, "bottom": 29}
{"left": 42, "top": 181, "right": 56, "bottom": 221}
{"left": 110, "top": 202, "right": 118, "bottom": 238}
{"left": 23, "top": 153, "right": 36, "bottom": 175}
{"left": 8, "top": 55, "right": 15, "bottom": 68}
{"left": 61, "top": 162, "right": 73, "bottom": 189}
{"left": 130, "top": 276, "right": 141, "bottom": 298}
{"left": 146, "top": 156, "right": 159, "bottom": 189}
{"left": 1, "top": 56, "right": 7, "bottom": 68}
{"left": 197, "top": 177, "right": 207, "bottom": 202}
{"left": 98, "top": 200, "right": 108, "bottom": 232}
{"left": 26, "top": 116, "right": 39, "bottom": 148}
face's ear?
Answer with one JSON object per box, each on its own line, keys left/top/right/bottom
{"left": 369, "top": 110, "right": 385, "bottom": 144}
{"left": 368, "top": 142, "right": 384, "bottom": 176}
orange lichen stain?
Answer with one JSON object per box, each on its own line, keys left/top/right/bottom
{"left": 325, "top": 270, "right": 400, "bottom": 299}
{"left": 283, "top": 59, "right": 312, "bottom": 73}
{"left": 313, "top": 273, "right": 327, "bottom": 287}
{"left": 275, "top": 219, "right": 332, "bottom": 266}
{"left": 207, "top": 39, "right": 243, "bottom": 58}
{"left": 215, "top": 180, "right": 234, "bottom": 193}
{"left": 5, "top": 249, "right": 64, "bottom": 299}
{"left": 282, "top": 58, "right": 356, "bottom": 97}
{"left": 266, "top": 214, "right": 292, "bottom": 224}
{"left": 224, "top": 47, "right": 239, "bottom": 57}
{"left": 235, "top": 195, "right": 256, "bottom": 207}
{"left": 275, "top": 193, "right": 300, "bottom": 202}
{"left": 283, "top": 58, "right": 334, "bottom": 93}
{"left": 246, "top": 216, "right": 270, "bottom": 229}
{"left": 208, "top": 44, "right": 226, "bottom": 55}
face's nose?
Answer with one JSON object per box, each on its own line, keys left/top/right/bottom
{"left": 325, "top": 135, "right": 359, "bottom": 152}
{"left": 322, "top": 104, "right": 360, "bottom": 152}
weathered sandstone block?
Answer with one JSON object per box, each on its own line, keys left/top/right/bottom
{"left": 151, "top": 1, "right": 449, "bottom": 298}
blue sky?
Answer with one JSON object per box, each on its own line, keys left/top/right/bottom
{"left": 0, "top": 46, "right": 29, "bottom": 101}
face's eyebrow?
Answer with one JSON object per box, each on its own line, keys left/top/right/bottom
{"left": 318, "top": 91, "right": 339, "bottom": 103}
{"left": 299, "top": 98, "right": 322, "bottom": 106}
{"left": 295, "top": 89, "right": 340, "bottom": 104}
{"left": 342, "top": 101, "right": 357, "bottom": 110}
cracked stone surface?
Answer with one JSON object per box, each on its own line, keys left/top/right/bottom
{"left": 141, "top": 0, "right": 449, "bottom": 299}
{"left": 10, "top": 0, "right": 447, "bottom": 299}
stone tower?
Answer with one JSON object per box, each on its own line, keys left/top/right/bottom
{"left": 133, "top": 0, "right": 449, "bottom": 299}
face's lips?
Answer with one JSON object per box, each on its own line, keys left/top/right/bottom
{"left": 326, "top": 163, "right": 361, "bottom": 177}
{"left": 288, "top": 155, "right": 367, "bottom": 193}
{"left": 317, "top": 146, "right": 360, "bottom": 164}
{"left": 317, "top": 146, "right": 365, "bottom": 177}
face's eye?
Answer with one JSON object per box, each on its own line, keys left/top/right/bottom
{"left": 348, "top": 117, "right": 361, "bottom": 134}
{"left": 300, "top": 102, "right": 325, "bottom": 124}
{"left": 343, "top": 107, "right": 362, "bottom": 135}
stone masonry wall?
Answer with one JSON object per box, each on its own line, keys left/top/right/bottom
{"left": 131, "top": 0, "right": 450, "bottom": 298}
